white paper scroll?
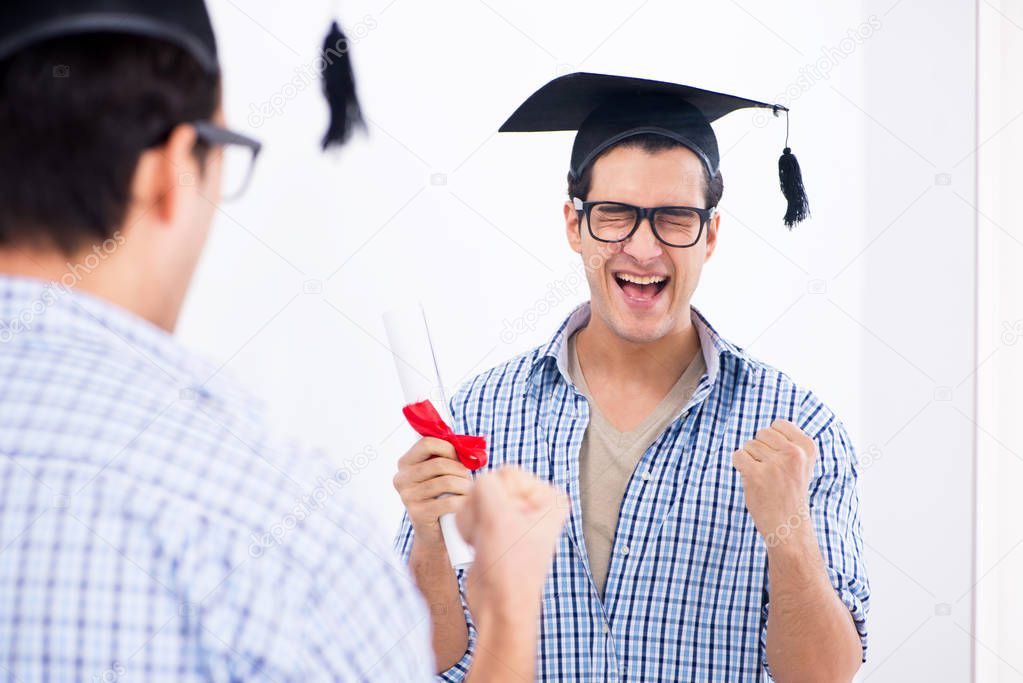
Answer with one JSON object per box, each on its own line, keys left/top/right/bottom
{"left": 383, "top": 303, "right": 475, "bottom": 570}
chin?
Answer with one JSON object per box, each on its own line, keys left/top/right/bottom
{"left": 611, "top": 318, "right": 675, "bottom": 344}
{"left": 597, "top": 295, "right": 679, "bottom": 344}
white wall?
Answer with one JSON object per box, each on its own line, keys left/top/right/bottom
{"left": 855, "top": 1, "right": 977, "bottom": 679}
{"left": 180, "top": 1, "right": 981, "bottom": 679}
{"left": 977, "top": 1, "right": 1023, "bottom": 680}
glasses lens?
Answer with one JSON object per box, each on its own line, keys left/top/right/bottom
{"left": 211, "top": 144, "right": 255, "bottom": 200}
{"left": 589, "top": 203, "right": 638, "bottom": 241}
{"left": 654, "top": 208, "right": 702, "bottom": 246}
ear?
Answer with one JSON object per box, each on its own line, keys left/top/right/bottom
{"left": 132, "top": 123, "right": 201, "bottom": 229}
{"left": 564, "top": 200, "right": 582, "bottom": 255}
{"left": 704, "top": 210, "right": 720, "bottom": 262}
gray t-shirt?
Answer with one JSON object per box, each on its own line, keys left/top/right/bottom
{"left": 566, "top": 330, "right": 706, "bottom": 598}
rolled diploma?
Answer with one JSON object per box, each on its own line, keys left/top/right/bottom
{"left": 383, "top": 303, "right": 475, "bottom": 570}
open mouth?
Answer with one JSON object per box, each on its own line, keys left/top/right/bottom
{"left": 613, "top": 271, "right": 670, "bottom": 307}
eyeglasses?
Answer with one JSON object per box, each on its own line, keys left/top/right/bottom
{"left": 192, "top": 121, "right": 262, "bottom": 201}
{"left": 573, "top": 197, "right": 715, "bottom": 248}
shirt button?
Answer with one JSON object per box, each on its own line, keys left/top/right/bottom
{"left": 621, "top": 545, "right": 630, "bottom": 556}
{"left": 641, "top": 471, "right": 651, "bottom": 481}
{"left": 603, "top": 624, "right": 610, "bottom": 634}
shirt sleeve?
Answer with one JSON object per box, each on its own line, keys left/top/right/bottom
{"left": 191, "top": 503, "right": 437, "bottom": 682}
{"left": 297, "top": 536, "right": 439, "bottom": 683}
{"left": 808, "top": 416, "right": 870, "bottom": 660}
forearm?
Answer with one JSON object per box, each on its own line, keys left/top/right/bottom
{"left": 465, "top": 599, "right": 540, "bottom": 683}
{"left": 408, "top": 533, "right": 469, "bottom": 672}
{"left": 765, "top": 527, "right": 861, "bottom": 682}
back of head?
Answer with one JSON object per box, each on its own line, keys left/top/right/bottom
{"left": 0, "top": 32, "right": 220, "bottom": 254}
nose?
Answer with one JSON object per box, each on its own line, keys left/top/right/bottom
{"left": 622, "top": 215, "right": 664, "bottom": 262}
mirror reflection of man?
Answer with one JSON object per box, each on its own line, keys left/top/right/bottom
{"left": 394, "top": 74, "right": 869, "bottom": 681}
{"left": 0, "top": 2, "right": 567, "bottom": 681}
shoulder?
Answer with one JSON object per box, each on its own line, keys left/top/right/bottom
{"left": 449, "top": 345, "right": 545, "bottom": 416}
{"left": 719, "top": 343, "right": 844, "bottom": 442}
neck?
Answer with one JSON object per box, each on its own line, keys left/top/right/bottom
{"left": 0, "top": 243, "right": 176, "bottom": 331}
{"left": 575, "top": 305, "right": 701, "bottom": 391}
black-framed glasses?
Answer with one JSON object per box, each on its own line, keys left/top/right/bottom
{"left": 192, "top": 121, "right": 262, "bottom": 201}
{"left": 573, "top": 197, "right": 715, "bottom": 248}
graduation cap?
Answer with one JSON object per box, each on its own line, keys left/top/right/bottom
{"left": 500, "top": 72, "right": 809, "bottom": 228}
{"left": 0, "top": 0, "right": 363, "bottom": 150}
{"left": 0, "top": 0, "right": 220, "bottom": 74}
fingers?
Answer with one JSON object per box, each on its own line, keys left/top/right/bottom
{"left": 770, "top": 419, "right": 816, "bottom": 453}
{"left": 424, "top": 493, "right": 466, "bottom": 518}
{"left": 498, "top": 466, "right": 566, "bottom": 515}
{"left": 732, "top": 447, "right": 757, "bottom": 471}
{"left": 496, "top": 466, "right": 542, "bottom": 507}
{"left": 423, "top": 474, "right": 473, "bottom": 499}
{"left": 397, "top": 437, "right": 459, "bottom": 467}
{"left": 754, "top": 425, "right": 789, "bottom": 451}
{"left": 395, "top": 471, "right": 472, "bottom": 501}
{"left": 394, "top": 438, "right": 474, "bottom": 536}
{"left": 401, "top": 456, "right": 471, "bottom": 485}
{"left": 742, "top": 439, "right": 777, "bottom": 463}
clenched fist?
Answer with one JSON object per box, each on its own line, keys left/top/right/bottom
{"left": 732, "top": 419, "right": 817, "bottom": 546}
{"left": 393, "top": 436, "right": 473, "bottom": 543}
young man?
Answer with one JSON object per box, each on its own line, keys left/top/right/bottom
{"left": 395, "top": 73, "right": 869, "bottom": 681}
{"left": 0, "top": 2, "right": 567, "bottom": 681}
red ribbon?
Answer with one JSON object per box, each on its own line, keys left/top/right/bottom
{"left": 402, "top": 399, "right": 488, "bottom": 471}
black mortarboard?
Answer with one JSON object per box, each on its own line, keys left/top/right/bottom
{"left": 0, "top": 0, "right": 219, "bottom": 74}
{"left": 0, "top": 0, "right": 364, "bottom": 151}
{"left": 500, "top": 72, "right": 809, "bottom": 228}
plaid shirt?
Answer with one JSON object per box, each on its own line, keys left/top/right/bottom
{"left": 0, "top": 275, "right": 435, "bottom": 682}
{"left": 396, "top": 301, "right": 869, "bottom": 682}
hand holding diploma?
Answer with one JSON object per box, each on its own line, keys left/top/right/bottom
{"left": 394, "top": 435, "right": 473, "bottom": 544}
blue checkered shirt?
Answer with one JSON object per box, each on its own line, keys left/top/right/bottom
{"left": 0, "top": 275, "right": 435, "bottom": 682}
{"left": 396, "top": 301, "right": 869, "bottom": 682}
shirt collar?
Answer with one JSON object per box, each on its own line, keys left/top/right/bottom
{"left": 525, "top": 300, "right": 743, "bottom": 396}
{"left": 0, "top": 274, "right": 218, "bottom": 395}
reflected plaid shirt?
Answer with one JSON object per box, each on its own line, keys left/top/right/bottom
{"left": 0, "top": 275, "right": 435, "bottom": 682}
{"left": 396, "top": 301, "right": 869, "bottom": 682}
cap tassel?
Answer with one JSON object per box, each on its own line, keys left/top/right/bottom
{"left": 775, "top": 107, "right": 809, "bottom": 228}
{"left": 778, "top": 147, "right": 809, "bottom": 228}
{"left": 321, "top": 20, "right": 365, "bottom": 150}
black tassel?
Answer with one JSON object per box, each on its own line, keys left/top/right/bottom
{"left": 778, "top": 146, "right": 809, "bottom": 228}
{"left": 321, "top": 21, "right": 364, "bottom": 150}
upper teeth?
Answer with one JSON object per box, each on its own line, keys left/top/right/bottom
{"left": 617, "top": 273, "right": 667, "bottom": 285}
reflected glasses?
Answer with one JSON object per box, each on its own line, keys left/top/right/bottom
{"left": 573, "top": 197, "right": 715, "bottom": 248}
{"left": 192, "top": 121, "right": 262, "bottom": 201}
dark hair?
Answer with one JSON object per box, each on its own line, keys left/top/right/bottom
{"left": 0, "top": 33, "right": 221, "bottom": 254}
{"left": 566, "top": 133, "right": 724, "bottom": 208}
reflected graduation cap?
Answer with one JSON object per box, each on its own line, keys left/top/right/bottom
{"left": 0, "top": 0, "right": 220, "bottom": 73}
{"left": 0, "top": 0, "right": 363, "bottom": 150}
{"left": 500, "top": 72, "right": 809, "bottom": 228}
